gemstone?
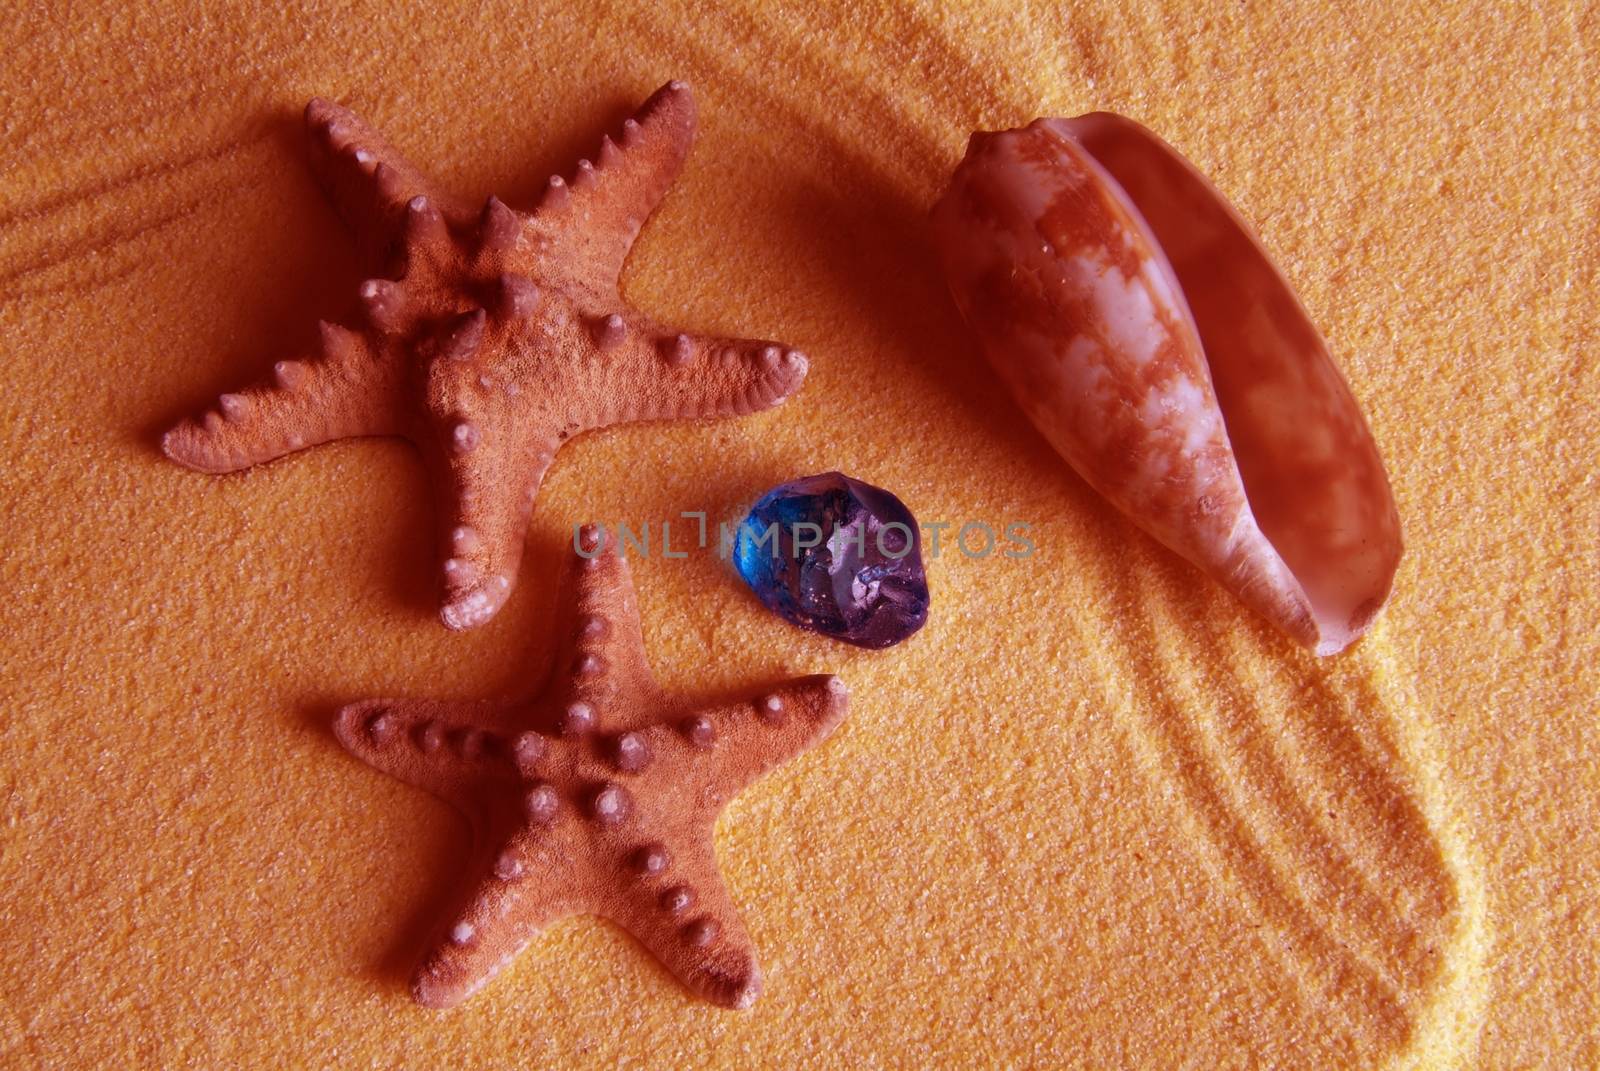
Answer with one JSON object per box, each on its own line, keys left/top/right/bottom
{"left": 733, "top": 472, "right": 929, "bottom": 648}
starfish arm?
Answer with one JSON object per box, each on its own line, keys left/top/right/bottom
{"left": 162, "top": 323, "right": 403, "bottom": 473}
{"left": 409, "top": 827, "right": 576, "bottom": 1008}
{"left": 524, "top": 81, "right": 697, "bottom": 297}
{"left": 432, "top": 432, "right": 557, "bottom": 631}
{"left": 530, "top": 530, "right": 659, "bottom": 705}
{"left": 566, "top": 316, "right": 810, "bottom": 430}
{"left": 333, "top": 697, "right": 523, "bottom": 814}
{"left": 684, "top": 675, "right": 850, "bottom": 805}
{"left": 613, "top": 831, "right": 763, "bottom": 1008}
{"left": 305, "top": 98, "right": 472, "bottom": 262}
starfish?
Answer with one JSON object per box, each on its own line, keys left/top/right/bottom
{"left": 332, "top": 525, "right": 850, "bottom": 1009}
{"left": 163, "top": 81, "right": 809, "bottom": 630}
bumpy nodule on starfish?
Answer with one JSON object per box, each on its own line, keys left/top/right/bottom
{"left": 333, "top": 526, "right": 849, "bottom": 1009}
{"left": 163, "top": 81, "right": 810, "bottom": 630}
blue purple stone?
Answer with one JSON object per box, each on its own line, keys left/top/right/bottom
{"left": 733, "top": 472, "right": 929, "bottom": 649}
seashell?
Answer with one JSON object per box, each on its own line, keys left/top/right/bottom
{"left": 931, "top": 114, "right": 1401, "bottom": 655}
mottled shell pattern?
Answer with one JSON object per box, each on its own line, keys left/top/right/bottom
{"left": 931, "top": 114, "right": 1401, "bottom": 655}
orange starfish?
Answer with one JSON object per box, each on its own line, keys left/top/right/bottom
{"left": 163, "top": 81, "right": 809, "bottom": 629}
{"left": 333, "top": 526, "right": 849, "bottom": 1009}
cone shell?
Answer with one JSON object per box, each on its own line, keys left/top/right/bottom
{"left": 931, "top": 114, "right": 1401, "bottom": 655}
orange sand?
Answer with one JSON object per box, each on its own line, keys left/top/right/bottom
{"left": 1, "top": 2, "right": 1595, "bottom": 1067}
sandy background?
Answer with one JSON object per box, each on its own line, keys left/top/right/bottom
{"left": 1, "top": 1, "right": 1595, "bottom": 1066}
